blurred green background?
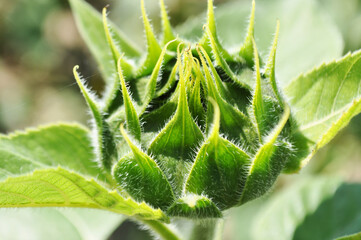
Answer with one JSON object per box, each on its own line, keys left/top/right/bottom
{"left": 1, "top": 0, "right": 361, "bottom": 239}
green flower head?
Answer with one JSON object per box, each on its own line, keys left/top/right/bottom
{"left": 71, "top": 0, "right": 358, "bottom": 219}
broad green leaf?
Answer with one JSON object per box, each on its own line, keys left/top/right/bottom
{"left": 239, "top": 105, "right": 290, "bottom": 204}
{"left": 0, "top": 208, "right": 123, "bottom": 240}
{"left": 253, "top": 178, "right": 361, "bottom": 240}
{"left": 285, "top": 50, "right": 361, "bottom": 171}
{"left": 74, "top": 66, "right": 117, "bottom": 173}
{"left": 293, "top": 183, "right": 361, "bottom": 240}
{"left": 69, "top": 0, "right": 140, "bottom": 84}
{"left": 167, "top": 194, "right": 222, "bottom": 219}
{"left": 186, "top": 100, "right": 251, "bottom": 210}
{"left": 0, "top": 168, "right": 167, "bottom": 221}
{"left": 177, "top": 0, "right": 343, "bottom": 86}
{"left": 0, "top": 123, "right": 102, "bottom": 181}
{"left": 113, "top": 125, "right": 175, "bottom": 210}
{"left": 336, "top": 232, "right": 361, "bottom": 240}
{"left": 252, "top": 177, "right": 341, "bottom": 240}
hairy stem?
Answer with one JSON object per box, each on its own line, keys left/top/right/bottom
{"left": 142, "top": 220, "right": 181, "bottom": 240}
{"left": 189, "top": 219, "right": 224, "bottom": 240}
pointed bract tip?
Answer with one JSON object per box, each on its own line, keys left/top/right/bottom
{"left": 248, "top": 0, "right": 255, "bottom": 33}
{"left": 141, "top": 0, "right": 148, "bottom": 19}
{"left": 117, "top": 53, "right": 126, "bottom": 69}
{"left": 73, "top": 65, "right": 82, "bottom": 85}
{"left": 102, "top": 6, "right": 107, "bottom": 16}
{"left": 119, "top": 123, "right": 126, "bottom": 137}
{"left": 119, "top": 123, "right": 137, "bottom": 153}
{"left": 207, "top": 0, "right": 214, "bottom": 11}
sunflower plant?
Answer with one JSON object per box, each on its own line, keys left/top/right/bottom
{"left": 1, "top": 0, "right": 361, "bottom": 239}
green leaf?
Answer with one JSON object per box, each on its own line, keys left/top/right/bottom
{"left": 186, "top": 99, "right": 251, "bottom": 210}
{"left": 336, "top": 232, "right": 361, "bottom": 240}
{"left": 285, "top": 50, "right": 361, "bottom": 171}
{"left": 0, "top": 123, "right": 102, "bottom": 181}
{"left": 0, "top": 208, "right": 123, "bottom": 240}
{"left": 293, "top": 183, "right": 361, "bottom": 240}
{"left": 252, "top": 177, "right": 341, "bottom": 240}
{"left": 167, "top": 194, "right": 222, "bottom": 219}
{"left": 0, "top": 168, "right": 168, "bottom": 221}
{"left": 69, "top": 0, "right": 140, "bottom": 84}
{"left": 113, "top": 125, "right": 175, "bottom": 210}
{"left": 253, "top": 177, "right": 361, "bottom": 240}
{"left": 239, "top": 104, "right": 290, "bottom": 204}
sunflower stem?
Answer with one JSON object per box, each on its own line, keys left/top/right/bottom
{"left": 142, "top": 220, "right": 181, "bottom": 240}
{"left": 189, "top": 219, "right": 223, "bottom": 240}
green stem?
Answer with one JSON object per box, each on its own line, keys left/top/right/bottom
{"left": 142, "top": 220, "right": 181, "bottom": 240}
{"left": 189, "top": 219, "right": 224, "bottom": 240}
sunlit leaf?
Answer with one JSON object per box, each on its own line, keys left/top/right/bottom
{"left": 285, "top": 50, "right": 361, "bottom": 171}
{"left": 0, "top": 123, "right": 102, "bottom": 181}
{"left": 0, "top": 168, "right": 168, "bottom": 221}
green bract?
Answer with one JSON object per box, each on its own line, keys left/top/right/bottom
{"left": 2, "top": 0, "right": 361, "bottom": 238}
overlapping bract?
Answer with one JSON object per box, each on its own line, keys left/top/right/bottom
{"left": 72, "top": 0, "right": 295, "bottom": 218}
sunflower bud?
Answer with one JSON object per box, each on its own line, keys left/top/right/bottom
{"left": 74, "top": 0, "right": 296, "bottom": 219}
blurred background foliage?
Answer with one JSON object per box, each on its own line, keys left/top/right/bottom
{"left": 1, "top": 0, "right": 361, "bottom": 239}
